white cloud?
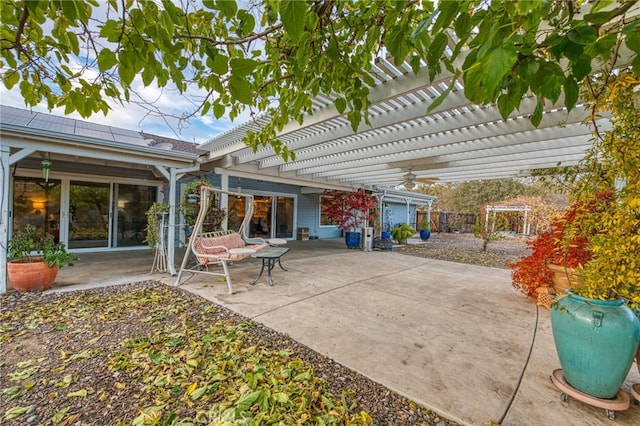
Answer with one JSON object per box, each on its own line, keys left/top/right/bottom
{"left": 0, "top": 1, "right": 259, "bottom": 146}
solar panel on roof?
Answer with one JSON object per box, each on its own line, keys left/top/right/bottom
{"left": 0, "top": 106, "right": 35, "bottom": 126}
{"left": 76, "top": 121, "right": 110, "bottom": 130}
{"left": 75, "top": 127, "right": 116, "bottom": 140}
{"left": 30, "top": 116, "right": 75, "bottom": 133}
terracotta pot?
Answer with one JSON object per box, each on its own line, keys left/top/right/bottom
{"left": 7, "top": 258, "right": 58, "bottom": 292}
{"left": 547, "top": 263, "right": 583, "bottom": 295}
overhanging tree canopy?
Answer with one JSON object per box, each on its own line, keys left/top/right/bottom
{"left": 2, "top": 0, "right": 639, "bottom": 161}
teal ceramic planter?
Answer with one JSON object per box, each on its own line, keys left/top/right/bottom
{"left": 551, "top": 294, "right": 640, "bottom": 399}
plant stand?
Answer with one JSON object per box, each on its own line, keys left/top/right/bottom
{"left": 150, "top": 213, "right": 168, "bottom": 273}
{"left": 550, "top": 369, "right": 630, "bottom": 420}
{"left": 631, "top": 383, "right": 640, "bottom": 404}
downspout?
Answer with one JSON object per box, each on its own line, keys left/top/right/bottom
{"left": 167, "top": 160, "right": 202, "bottom": 276}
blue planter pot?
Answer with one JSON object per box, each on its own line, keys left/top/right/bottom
{"left": 419, "top": 229, "right": 431, "bottom": 241}
{"left": 551, "top": 294, "right": 640, "bottom": 398}
{"left": 345, "top": 231, "right": 361, "bottom": 249}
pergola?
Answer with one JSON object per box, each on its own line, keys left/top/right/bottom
{"left": 200, "top": 56, "right": 611, "bottom": 190}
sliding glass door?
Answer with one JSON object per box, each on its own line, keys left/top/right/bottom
{"left": 114, "top": 184, "right": 157, "bottom": 247}
{"left": 12, "top": 177, "right": 62, "bottom": 242}
{"left": 245, "top": 194, "right": 295, "bottom": 239}
{"left": 68, "top": 181, "right": 110, "bottom": 249}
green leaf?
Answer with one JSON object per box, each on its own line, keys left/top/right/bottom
{"left": 215, "top": 0, "right": 237, "bottom": 18}
{"left": 10, "top": 367, "right": 38, "bottom": 381}
{"left": 385, "top": 28, "right": 409, "bottom": 65}
{"left": 230, "top": 58, "right": 258, "bottom": 78}
{"left": 3, "top": 71, "right": 20, "bottom": 89}
{"left": 118, "top": 63, "right": 135, "bottom": 87}
{"left": 334, "top": 97, "right": 346, "bottom": 114}
{"left": 427, "top": 75, "right": 458, "bottom": 113}
{"left": 428, "top": 33, "right": 448, "bottom": 65}
{"left": 235, "top": 390, "right": 262, "bottom": 412}
{"left": 210, "top": 54, "right": 229, "bottom": 75}
{"left": 213, "top": 103, "right": 225, "bottom": 119}
{"left": 280, "top": 0, "right": 307, "bottom": 42}
{"left": 52, "top": 406, "right": 70, "bottom": 423}
{"left": 3, "top": 405, "right": 33, "bottom": 421}
{"left": 190, "top": 385, "right": 208, "bottom": 400}
{"left": 567, "top": 23, "right": 598, "bottom": 45}
{"left": 481, "top": 41, "right": 518, "bottom": 99}
{"left": 67, "top": 389, "right": 87, "bottom": 397}
{"left": 60, "top": 0, "right": 78, "bottom": 22}
{"left": 228, "top": 76, "right": 253, "bottom": 105}
{"left": 530, "top": 99, "right": 543, "bottom": 127}
{"left": 564, "top": 76, "right": 579, "bottom": 111}
{"left": 97, "top": 49, "right": 117, "bottom": 72}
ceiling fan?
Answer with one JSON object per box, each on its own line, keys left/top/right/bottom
{"left": 401, "top": 167, "right": 439, "bottom": 189}
{"left": 402, "top": 167, "right": 417, "bottom": 189}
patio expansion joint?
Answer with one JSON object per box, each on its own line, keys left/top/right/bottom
{"left": 497, "top": 304, "right": 541, "bottom": 424}
{"left": 248, "top": 264, "right": 427, "bottom": 321}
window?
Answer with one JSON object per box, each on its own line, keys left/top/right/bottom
{"left": 319, "top": 195, "right": 340, "bottom": 226}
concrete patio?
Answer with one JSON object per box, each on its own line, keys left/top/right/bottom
{"left": 49, "top": 238, "right": 640, "bottom": 425}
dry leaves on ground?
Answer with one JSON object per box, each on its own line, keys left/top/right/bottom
{"left": 1, "top": 282, "right": 457, "bottom": 426}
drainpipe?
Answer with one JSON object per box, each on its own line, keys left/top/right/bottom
{"left": 167, "top": 160, "right": 202, "bottom": 276}
{"left": 1, "top": 147, "right": 36, "bottom": 295}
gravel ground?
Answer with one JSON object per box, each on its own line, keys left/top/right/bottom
{"left": 395, "top": 232, "right": 531, "bottom": 269}
{"left": 1, "top": 234, "right": 525, "bottom": 425}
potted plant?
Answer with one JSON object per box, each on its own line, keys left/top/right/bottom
{"left": 321, "top": 189, "right": 378, "bottom": 249}
{"left": 390, "top": 223, "right": 416, "bottom": 245}
{"left": 418, "top": 219, "right": 431, "bottom": 241}
{"left": 509, "top": 193, "right": 611, "bottom": 298}
{"left": 143, "top": 202, "right": 171, "bottom": 250}
{"left": 545, "top": 71, "right": 640, "bottom": 399}
{"left": 180, "top": 178, "right": 226, "bottom": 234}
{"left": 7, "top": 225, "right": 78, "bottom": 292}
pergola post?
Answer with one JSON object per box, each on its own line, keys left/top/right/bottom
{"left": 0, "top": 145, "right": 9, "bottom": 294}
{"left": 167, "top": 162, "right": 202, "bottom": 276}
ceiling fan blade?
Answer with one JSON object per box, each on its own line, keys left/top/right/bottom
{"left": 415, "top": 177, "right": 438, "bottom": 184}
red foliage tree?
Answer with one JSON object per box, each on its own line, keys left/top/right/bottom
{"left": 322, "top": 189, "right": 378, "bottom": 231}
{"left": 509, "top": 190, "right": 614, "bottom": 298}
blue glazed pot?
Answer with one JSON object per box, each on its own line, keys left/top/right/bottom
{"left": 419, "top": 229, "right": 431, "bottom": 241}
{"left": 345, "top": 231, "right": 361, "bottom": 249}
{"left": 551, "top": 294, "right": 640, "bottom": 398}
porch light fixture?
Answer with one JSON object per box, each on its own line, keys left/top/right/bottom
{"left": 41, "top": 155, "right": 52, "bottom": 183}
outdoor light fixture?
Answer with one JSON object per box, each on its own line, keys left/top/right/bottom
{"left": 41, "top": 155, "right": 52, "bottom": 183}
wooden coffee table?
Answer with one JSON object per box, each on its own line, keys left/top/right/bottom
{"left": 251, "top": 247, "right": 290, "bottom": 286}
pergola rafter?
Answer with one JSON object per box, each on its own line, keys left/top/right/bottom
{"left": 201, "top": 52, "right": 605, "bottom": 189}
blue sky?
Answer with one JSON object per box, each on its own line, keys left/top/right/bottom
{"left": 0, "top": 1, "right": 256, "bottom": 146}
{"left": 0, "top": 82, "right": 245, "bottom": 145}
